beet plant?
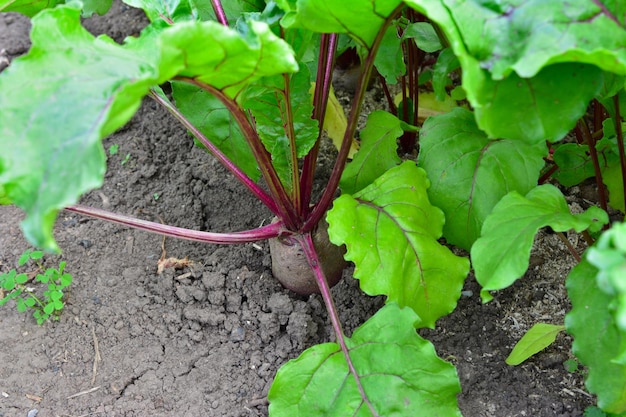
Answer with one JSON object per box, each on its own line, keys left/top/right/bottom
{"left": 1, "top": 0, "right": 626, "bottom": 415}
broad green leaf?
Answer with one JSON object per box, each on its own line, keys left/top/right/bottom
{"left": 552, "top": 143, "right": 598, "bottom": 187}
{"left": 418, "top": 108, "right": 547, "bottom": 250}
{"left": 473, "top": 184, "right": 609, "bottom": 302}
{"left": 0, "top": 0, "right": 65, "bottom": 16}
{"left": 403, "top": 21, "right": 442, "bottom": 53}
{"left": 0, "top": 4, "right": 175, "bottom": 252}
{"left": 566, "top": 259, "right": 626, "bottom": 414}
{"left": 587, "top": 222, "right": 626, "bottom": 331}
{"left": 276, "top": 0, "right": 403, "bottom": 49}
{"left": 374, "top": 24, "right": 405, "bottom": 83}
{"left": 404, "top": 0, "right": 614, "bottom": 142}
{"left": 339, "top": 111, "right": 403, "bottom": 195}
{"left": 159, "top": 19, "right": 299, "bottom": 99}
{"left": 437, "top": 0, "right": 626, "bottom": 80}
{"left": 472, "top": 63, "right": 603, "bottom": 143}
{"left": 268, "top": 303, "right": 461, "bottom": 416}
{"left": 171, "top": 82, "right": 260, "bottom": 181}
{"left": 506, "top": 323, "right": 565, "bottom": 366}
{"left": 243, "top": 65, "right": 318, "bottom": 193}
{"left": 328, "top": 161, "right": 469, "bottom": 328}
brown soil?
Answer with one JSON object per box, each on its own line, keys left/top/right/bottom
{"left": 0, "top": 4, "right": 595, "bottom": 416}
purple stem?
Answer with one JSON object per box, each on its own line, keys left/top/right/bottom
{"left": 65, "top": 204, "right": 285, "bottom": 244}
{"left": 612, "top": 95, "right": 626, "bottom": 213}
{"left": 303, "top": 5, "right": 405, "bottom": 232}
{"left": 296, "top": 233, "right": 379, "bottom": 416}
{"left": 210, "top": 0, "right": 229, "bottom": 26}
{"left": 170, "top": 79, "right": 299, "bottom": 230}
{"left": 149, "top": 89, "right": 280, "bottom": 215}
{"left": 577, "top": 119, "right": 609, "bottom": 213}
{"left": 300, "top": 33, "right": 339, "bottom": 217}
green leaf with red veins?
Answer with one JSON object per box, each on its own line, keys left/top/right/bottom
{"left": 327, "top": 161, "right": 469, "bottom": 328}
{"left": 473, "top": 184, "right": 609, "bottom": 303}
{"left": 243, "top": 65, "right": 319, "bottom": 193}
{"left": 418, "top": 108, "right": 547, "bottom": 250}
{"left": 268, "top": 303, "right": 462, "bottom": 417}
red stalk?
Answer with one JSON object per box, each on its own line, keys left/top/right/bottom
{"left": 175, "top": 78, "right": 300, "bottom": 230}
{"left": 303, "top": 5, "right": 406, "bottom": 232}
{"left": 149, "top": 89, "right": 279, "bottom": 215}
{"left": 612, "top": 95, "right": 626, "bottom": 213}
{"left": 297, "top": 233, "right": 379, "bottom": 416}
{"left": 65, "top": 204, "right": 285, "bottom": 244}
{"left": 300, "top": 33, "right": 339, "bottom": 217}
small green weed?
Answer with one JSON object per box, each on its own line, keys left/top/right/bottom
{"left": 120, "top": 152, "right": 131, "bottom": 165}
{"left": 0, "top": 249, "right": 73, "bottom": 324}
{"left": 108, "top": 143, "right": 119, "bottom": 156}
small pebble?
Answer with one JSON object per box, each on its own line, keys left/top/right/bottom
{"left": 78, "top": 239, "right": 92, "bottom": 249}
{"left": 27, "top": 410, "right": 38, "bottom": 417}
{"left": 230, "top": 326, "right": 245, "bottom": 342}
{"left": 461, "top": 290, "right": 473, "bottom": 297}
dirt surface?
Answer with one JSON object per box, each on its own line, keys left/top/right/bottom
{"left": 1, "top": 4, "right": 596, "bottom": 416}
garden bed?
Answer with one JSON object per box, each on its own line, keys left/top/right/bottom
{"left": 0, "top": 3, "right": 594, "bottom": 416}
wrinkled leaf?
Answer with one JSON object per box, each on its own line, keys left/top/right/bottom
{"left": 418, "top": 108, "right": 547, "bottom": 250}
{"left": 340, "top": 111, "right": 403, "bottom": 195}
{"left": 404, "top": 0, "right": 616, "bottom": 143}
{"left": 506, "top": 323, "right": 565, "bottom": 366}
{"left": 268, "top": 303, "right": 461, "bottom": 416}
{"left": 566, "top": 259, "right": 626, "bottom": 414}
{"left": 0, "top": 0, "right": 65, "bottom": 16}
{"left": 276, "top": 0, "right": 403, "bottom": 49}
{"left": 159, "top": 19, "right": 299, "bottom": 99}
{"left": 438, "top": 0, "right": 626, "bottom": 79}
{"left": 328, "top": 161, "right": 469, "bottom": 328}
{"left": 0, "top": 4, "right": 174, "bottom": 252}
{"left": 0, "top": 3, "right": 298, "bottom": 252}
{"left": 473, "top": 184, "right": 609, "bottom": 302}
